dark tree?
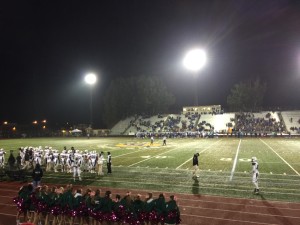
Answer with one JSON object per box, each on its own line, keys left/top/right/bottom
{"left": 227, "top": 78, "right": 266, "bottom": 112}
{"left": 103, "top": 75, "right": 175, "bottom": 127}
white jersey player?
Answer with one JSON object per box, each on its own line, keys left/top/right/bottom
{"left": 60, "top": 150, "right": 69, "bottom": 173}
{"left": 72, "top": 156, "right": 82, "bottom": 181}
{"left": 89, "top": 151, "right": 97, "bottom": 173}
{"left": 33, "top": 150, "right": 42, "bottom": 167}
{"left": 53, "top": 150, "right": 60, "bottom": 172}
{"left": 251, "top": 157, "right": 259, "bottom": 194}
{"left": 66, "top": 151, "right": 73, "bottom": 173}
{"left": 46, "top": 153, "right": 53, "bottom": 172}
{"left": 97, "top": 152, "right": 105, "bottom": 175}
{"left": 0, "top": 149, "right": 6, "bottom": 168}
{"left": 19, "top": 148, "right": 25, "bottom": 166}
{"left": 81, "top": 152, "right": 90, "bottom": 172}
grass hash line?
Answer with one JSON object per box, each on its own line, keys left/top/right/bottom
{"left": 43, "top": 176, "right": 300, "bottom": 197}
{"left": 260, "top": 139, "right": 300, "bottom": 176}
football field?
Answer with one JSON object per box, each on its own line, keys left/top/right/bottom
{"left": 1, "top": 137, "right": 300, "bottom": 202}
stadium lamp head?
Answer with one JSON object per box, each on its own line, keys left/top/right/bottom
{"left": 183, "top": 49, "right": 207, "bottom": 71}
{"left": 84, "top": 73, "right": 97, "bottom": 85}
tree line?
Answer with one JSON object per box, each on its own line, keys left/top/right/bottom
{"left": 102, "top": 75, "right": 266, "bottom": 128}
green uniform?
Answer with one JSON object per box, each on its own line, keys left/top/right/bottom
{"left": 165, "top": 199, "right": 180, "bottom": 224}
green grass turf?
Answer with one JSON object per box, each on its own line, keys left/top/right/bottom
{"left": 1, "top": 137, "right": 300, "bottom": 202}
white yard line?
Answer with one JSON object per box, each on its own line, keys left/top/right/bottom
{"left": 229, "top": 139, "right": 242, "bottom": 181}
{"left": 128, "top": 148, "right": 178, "bottom": 167}
{"left": 176, "top": 139, "right": 223, "bottom": 169}
{"left": 128, "top": 141, "right": 202, "bottom": 167}
{"left": 260, "top": 139, "right": 300, "bottom": 176}
{"left": 114, "top": 149, "right": 142, "bottom": 158}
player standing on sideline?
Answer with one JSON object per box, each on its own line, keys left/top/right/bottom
{"left": 192, "top": 153, "right": 200, "bottom": 178}
{"left": 0, "top": 148, "right": 6, "bottom": 168}
{"left": 32, "top": 163, "right": 43, "bottom": 189}
{"left": 150, "top": 136, "right": 154, "bottom": 145}
{"left": 251, "top": 157, "right": 259, "bottom": 194}
{"left": 72, "top": 156, "right": 82, "bottom": 181}
{"left": 107, "top": 152, "right": 112, "bottom": 174}
{"left": 97, "top": 151, "right": 104, "bottom": 175}
{"left": 163, "top": 136, "right": 167, "bottom": 146}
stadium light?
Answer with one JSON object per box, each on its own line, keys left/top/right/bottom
{"left": 183, "top": 49, "right": 207, "bottom": 71}
{"left": 84, "top": 73, "right": 97, "bottom": 128}
{"left": 183, "top": 48, "right": 207, "bottom": 106}
{"left": 85, "top": 73, "right": 97, "bottom": 85}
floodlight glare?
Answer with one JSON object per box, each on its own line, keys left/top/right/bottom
{"left": 84, "top": 73, "right": 97, "bottom": 85}
{"left": 84, "top": 72, "right": 98, "bottom": 129}
{"left": 183, "top": 49, "right": 207, "bottom": 71}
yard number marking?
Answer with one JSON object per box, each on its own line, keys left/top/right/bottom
{"left": 141, "top": 156, "right": 168, "bottom": 159}
{"left": 220, "top": 158, "right": 232, "bottom": 161}
{"left": 220, "top": 158, "right": 251, "bottom": 162}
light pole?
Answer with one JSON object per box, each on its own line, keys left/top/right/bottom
{"left": 84, "top": 73, "right": 97, "bottom": 128}
{"left": 183, "top": 49, "right": 207, "bottom": 106}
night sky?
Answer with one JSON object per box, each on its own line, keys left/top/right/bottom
{"left": 1, "top": 0, "right": 300, "bottom": 128}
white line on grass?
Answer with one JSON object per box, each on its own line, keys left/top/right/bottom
{"left": 229, "top": 139, "right": 242, "bottom": 181}
{"left": 128, "top": 149, "right": 174, "bottom": 167}
{"left": 176, "top": 139, "right": 223, "bottom": 169}
{"left": 114, "top": 149, "right": 142, "bottom": 158}
{"left": 128, "top": 141, "right": 197, "bottom": 167}
{"left": 260, "top": 139, "right": 300, "bottom": 176}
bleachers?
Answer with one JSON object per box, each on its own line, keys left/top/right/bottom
{"left": 110, "top": 116, "right": 135, "bottom": 135}
{"left": 281, "top": 111, "right": 300, "bottom": 135}
{"left": 234, "top": 111, "right": 284, "bottom": 134}
{"left": 109, "top": 111, "right": 300, "bottom": 136}
{"left": 126, "top": 115, "right": 168, "bottom": 134}
{"left": 198, "top": 113, "right": 235, "bottom": 133}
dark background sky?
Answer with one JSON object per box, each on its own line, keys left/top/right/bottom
{"left": 1, "top": 0, "right": 300, "bottom": 128}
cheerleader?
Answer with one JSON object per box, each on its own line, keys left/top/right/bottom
{"left": 133, "top": 194, "right": 145, "bottom": 223}
{"left": 32, "top": 185, "right": 50, "bottom": 225}
{"left": 153, "top": 194, "right": 167, "bottom": 225}
{"left": 165, "top": 195, "right": 181, "bottom": 225}
{"left": 15, "top": 183, "right": 33, "bottom": 225}
{"left": 144, "top": 193, "right": 155, "bottom": 225}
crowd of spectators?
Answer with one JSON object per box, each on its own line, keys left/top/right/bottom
{"left": 130, "top": 115, "right": 165, "bottom": 133}
{"left": 182, "top": 112, "right": 200, "bottom": 131}
{"left": 289, "top": 117, "right": 300, "bottom": 134}
{"left": 234, "top": 112, "right": 284, "bottom": 135}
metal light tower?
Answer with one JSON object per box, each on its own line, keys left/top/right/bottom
{"left": 84, "top": 73, "right": 97, "bottom": 128}
{"left": 183, "top": 49, "right": 207, "bottom": 106}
